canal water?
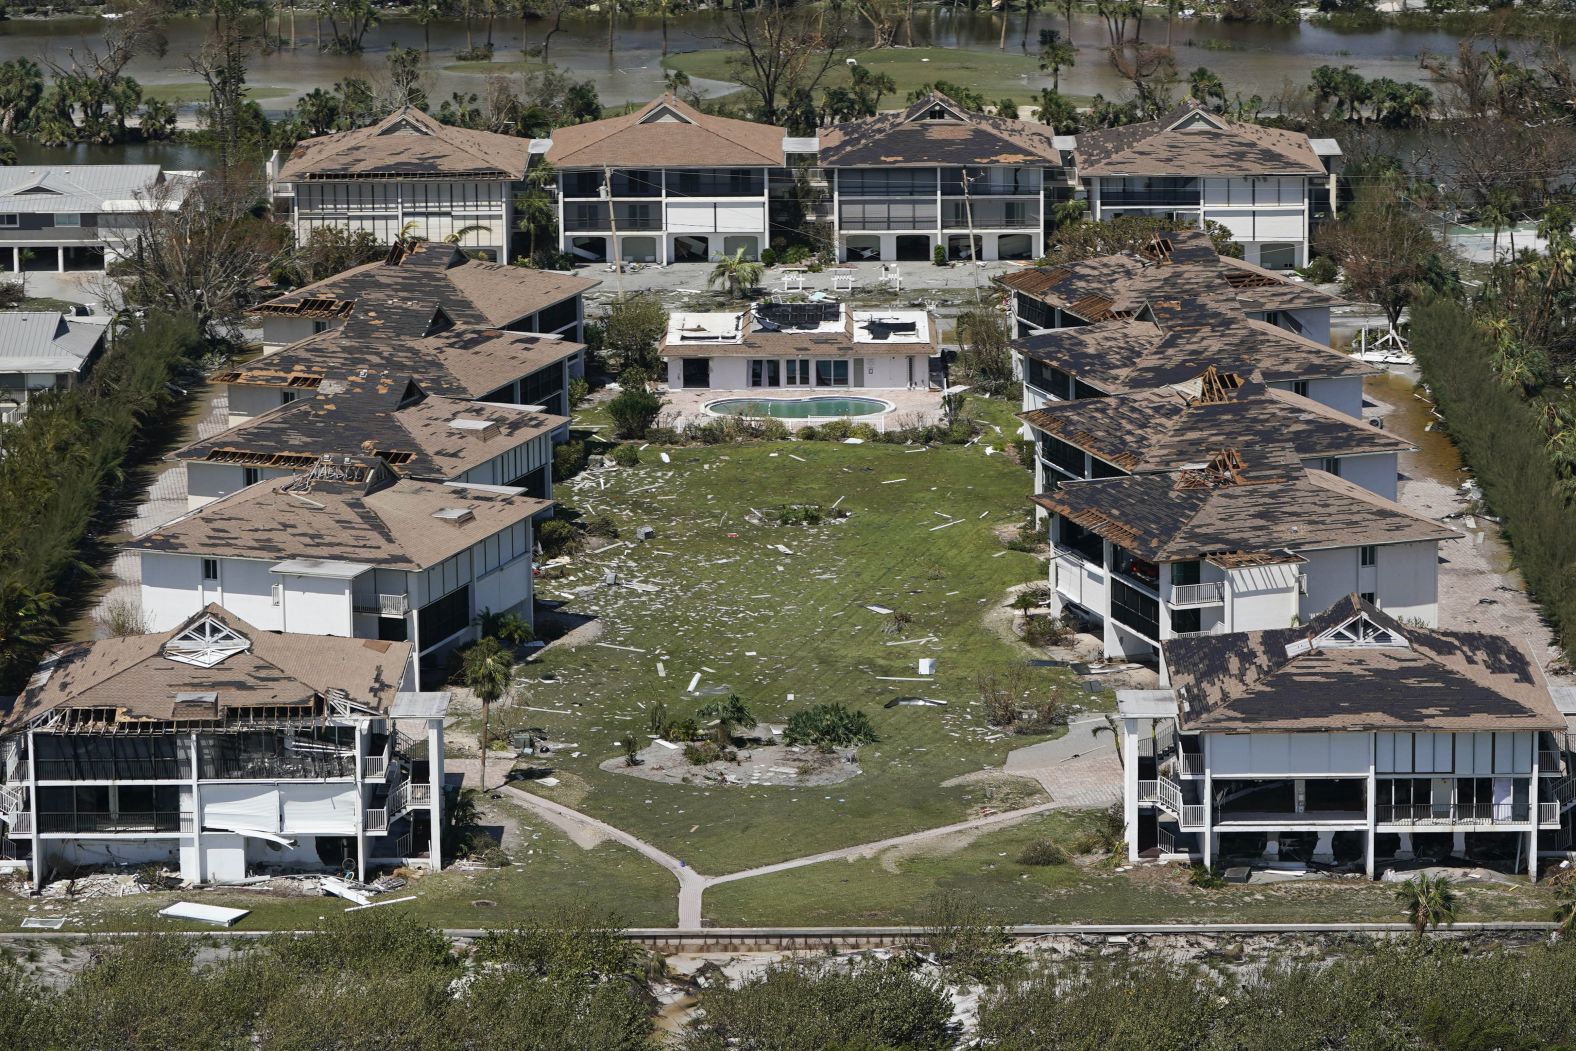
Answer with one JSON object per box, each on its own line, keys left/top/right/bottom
{"left": 0, "top": 7, "right": 1523, "bottom": 119}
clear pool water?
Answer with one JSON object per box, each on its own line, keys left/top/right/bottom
{"left": 707, "top": 396, "right": 891, "bottom": 419}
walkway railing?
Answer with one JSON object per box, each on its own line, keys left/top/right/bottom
{"left": 1376, "top": 803, "right": 1531, "bottom": 825}
{"left": 1171, "top": 581, "right": 1224, "bottom": 606}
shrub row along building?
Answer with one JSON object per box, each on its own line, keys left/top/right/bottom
{"left": 0, "top": 241, "right": 598, "bottom": 887}
{"left": 1005, "top": 232, "right": 1573, "bottom": 878}
{"left": 268, "top": 95, "right": 1341, "bottom": 269}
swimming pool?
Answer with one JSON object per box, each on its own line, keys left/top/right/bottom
{"left": 706, "top": 396, "right": 892, "bottom": 419}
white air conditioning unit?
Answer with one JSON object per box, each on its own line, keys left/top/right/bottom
{"left": 1296, "top": 573, "right": 1308, "bottom": 596}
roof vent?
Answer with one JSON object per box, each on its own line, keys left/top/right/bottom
{"left": 449, "top": 417, "right": 500, "bottom": 440}
{"left": 432, "top": 507, "right": 475, "bottom": 525}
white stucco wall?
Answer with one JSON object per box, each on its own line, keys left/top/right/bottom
{"left": 226, "top": 384, "right": 292, "bottom": 425}
{"left": 139, "top": 552, "right": 357, "bottom": 635}
{"left": 663, "top": 352, "right": 926, "bottom": 391}
{"left": 1269, "top": 376, "right": 1364, "bottom": 420}
{"left": 1224, "top": 562, "right": 1300, "bottom": 632}
{"left": 1300, "top": 541, "right": 1439, "bottom": 625}
{"left": 1208, "top": 731, "right": 1371, "bottom": 777}
{"left": 186, "top": 463, "right": 295, "bottom": 509}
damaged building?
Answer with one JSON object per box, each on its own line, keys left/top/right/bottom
{"left": 1034, "top": 446, "right": 1458, "bottom": 666}
{"left": 128, "top": 457, "right": 549, "bottom": 688}
{"left": 0, "top": 606, "right": 447, "bottom": 889}
{"left": 1118, "top": 596, "right": 1567, "bottom": 877}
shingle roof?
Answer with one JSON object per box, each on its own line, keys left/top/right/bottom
{"left": 216, "top": 325, "right": 582, "bottom": 402}
{"left": 1018, "top": 376, "right": 1412, "bottom": 472}
{"left": 171, "top": 382, "right": 565, "bottom": 481}
{"left": 253, "top": 241, "right": 597, "bottom": 330}
{"left": 998, "top": 230, "right": 1342, "bottom": 317}
{"left": 277, "top": 107, "right": 534, "bottom": 181}
{"left": 1166, "top": 596, "right": 1563, "bottom": 732}
{"left": 8, "top": 605, "right": 409, "bottom": 731}
{"left": 1014, "top": 308, "right": 1371, "bottom": 391}
{"left": 1032, "top": 452, "right": 1458, "bottom": 562}
{"left": 128, "top": 461, "right": 549, "bottom": 571}
{"left": 819, "top": 92, "right": 1065, "bottom": 167}
{"left": 0, "top": 312, "right": 105, "bottom": 374}
{"left": 1072, "top": 104, "right": 1326, "bottom": 176}
{"left": 544, "top": 94, "right": 786, "bottom": 168}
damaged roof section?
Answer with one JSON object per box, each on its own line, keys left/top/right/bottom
{"left": 818, "top": 92, "right": 1066, "bottom": 167}
{"left": 1164, "top": 596, "right": 1563, "bottom": 733}
{"left": 997, "top": 229, "right": 1342, "bottom": 320}
{"left": 1019, "top": 372, "right": 1413, "bottom": 473}
{"left": 128, "top": 458, "right": 550, "bottom": 571}
{"left": 216, "top": 326, "right": 583, "bottom": 402}
{"left": 661, "top": 302, "right": 935, "bottom": 359}
{"left": 252, "top": 240, "right": 598, "bottom": 332}
{"left": 278, "top": 106, "right": 534, "bottom": 181}
{"left": 1033, "top": 448, "right": 1459, "bottom": 563}
{"left": 543, "top": 93, "right": 789, "bottom": 168}
{"left": 1071, "top": 103, "right": 1329, "bottom": 177}
{"left": 11, "top": 605, "right": 409, "bottom": 732}
{"left": 171, "top": 380, "right": 566, "bottom": 481}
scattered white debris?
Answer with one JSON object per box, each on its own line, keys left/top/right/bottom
{"left": 159, "top": 902, "right": 250, "bottom": 927}
{"left": 866, "top": 605, "right": 894, "bottom": 615}
{"left": 687, "top": 672, "right": 702, "bottom": 693}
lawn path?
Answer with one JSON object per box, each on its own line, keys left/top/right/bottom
{"left": 504, "top": 784, "right": 1073, "bottom": 928}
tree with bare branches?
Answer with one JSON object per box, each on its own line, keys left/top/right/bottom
{"left": 716, "top": 1, "right": 851, "bottom": 129}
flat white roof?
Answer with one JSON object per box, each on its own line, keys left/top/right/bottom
{"left": 1117, "top": 689, "right": 1180, "bottom": 719}
{"left": 851, "top": 309, "right": 931, "bottom": 345}
{"left": 269, "top": 558, "right": 369, "bottom": 579}
{"left": 667, "top": 311, "right": 744, "bottom": 345}
{"left": 391, "top": 691, "right": 452, "bottom": 719}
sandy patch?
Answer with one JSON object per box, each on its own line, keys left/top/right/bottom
{"left": 602, "top": 740, "right": 862, "bottom": 788}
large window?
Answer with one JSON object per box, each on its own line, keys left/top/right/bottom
{"left": 1040, "top": 435, "right": 1086, "bottom": 479}
{"left": 1099, "top": 176, "right": 1200, "bottom": 207}
{"left": 784, "top": 360, "right": 810, "bottom": 385}
{"left": 1057, "top": 517, "right": 1104, "bottom": 564}
{"left": 749, "top": 360, "right": 781, "bottom": 387}
{"left": 838, "top": 199, "right": 938, "bottom": 231}
{"left": 1112, "top": 546, "right": 1160, "bottom": 590}
{"left": 838, "top": 169, "right": 937, "bottom": 196}
{"left": 1024, "top": 358, "right": 1071, "bottom": 399}
{"left": 1111, "top": 579, "right": 1161, "bottom": 641}
{"left": 521, "top": 363, "right": 567, "bottom": 415}
{"left": 533, "top": 298, "right": 579, "bottom": 335}
{"left": 417, "top": 584, "right": 472, "bottom": 648}
{"left": 940, "top": 167, "right": 1041, "bottom": 196}
{"left": 814, "top": 359, "right": 850, "bottom": 386}
{"left": 1017, "top": 295, "right": 1056, "bottom": 332}
{"left": 670, "top": 169, "right": 764, "bottom": 197}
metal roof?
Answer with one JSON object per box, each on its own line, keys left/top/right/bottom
{"left": 0, "top": 312, "right": 105, "bottom": 374}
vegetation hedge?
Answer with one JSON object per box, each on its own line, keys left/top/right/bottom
{"left": 1410, "top": 298, "right": 1576, "bottom": 663}
{"left": 0, "top": 313, "right": 205, "bottom": 691}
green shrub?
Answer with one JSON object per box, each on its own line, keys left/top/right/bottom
{"left": 683, "top": 740, "right": 735, "bottom": 765}
{"left": 782, "top": 244, "right": 812, "bottom": 265}
{"left": 610, "top": 443, "right": 640, "bottom": 467}
{"left": 568, "top": 376, "right": 590, "bottom": 408}
{"left": 849, "top": 422, "right": 879, "bottom": 441}
{"left": 665, "top": 717, "right": 701, "bottom": 742}
{"left": 536, "top": 518, "right": 582, "bottom": 559}
{"left": 933, "top": 244, "right": 948, "bottom": 267}
{"left": 783, "top": 703, "right": 879, "bottom": 748}
{"left": 582, "top": 512, "right": 619, "bottom": 538}
{"left": 1189, "top": 864, "right": 1227, "bottom": 889}
{"left": 1017, "top": 838, "right": 1069, "bottom": 866}
{"left": 553, "top": 439, "right": 589, "bottom": 482}
{"left": 798, "top": 424, "right": 821, "bottom": 441}
{"left": 607, "top": 386, "right": 663, "bottom": 440}
{"left": 776, "top": 504, "right": 823, "bottom": 526}
{"left": 1299, "top": 254, "right": 1338, "bottom": 283}
{"left": 761, "top": 417, "right": 791, "bottom": 440}
{"left": 760, "top": 247, "right": 778, "bottom": 267}
{"left": 818, "top": 418, "right": 854, "bottom": 441}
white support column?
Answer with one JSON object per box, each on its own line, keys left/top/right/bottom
{"left": 1366, "top": 734, "right": 1377, "bottom": 879}
{"left": 1530, "top": 753, "right": 1540, "bottom": 881}
{"left": 428, "top": 719, "right": 445, "bottom": 871}
{"left": 1202, "top": 741, "right": 1215, "bottom": 869}
{"left": 25, "top": 730, "right": 40, "bottom": 891}
{"left": 1122, "top": 717, "right": 1140, "bottom": 863}
{"left": 353, "top": 721, "right": 367, "bottom": 883}
{"left": 55, "top": 246, "right": 65, "bottom": 273}
{"left": 189, "top": 730, "right": 203, "bottom": 883}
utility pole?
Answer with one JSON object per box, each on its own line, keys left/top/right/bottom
{"left": 602, "top": 164, "right": 624, "bottom": 300}
{"left": 961, "top": 168, "right": 983, "bottom": 305}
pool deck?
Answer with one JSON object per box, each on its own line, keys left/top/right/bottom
{"left": 657, "top": 387, "right": 947, "bottom": 431}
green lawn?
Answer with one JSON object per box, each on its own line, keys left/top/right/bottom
{"left": 504, "top": 431, "right": 1071, "bottom": 875}
{"left": 706, "top": 810, "right": 1556, "bottom": 926}
{"left": 663, "top": 46, "right": 1063, "bottom": 106}
{"left": 0, "top": 809, "right": 675, "bottom": 934}
{"left": 139, "top": 83, "right": 293, "bottom": 104}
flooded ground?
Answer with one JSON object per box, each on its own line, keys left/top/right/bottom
{"left": 0, "top": 6, "right": 1548, "bottom": 119}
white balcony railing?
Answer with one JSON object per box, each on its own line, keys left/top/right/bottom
{"left": 1175, "top": 753, "right": 1204, "bottom": 776}
{"left": 1171, "top": 623, "right": 1228, "bottom": 640}
{"left": 1138, "top": 777, "right": 1185, "bottom": 817}
{"left": 366, "top": 808, "right": 388, "bottom": 833}
{"left": 1376, "top": 803, "right": 1535, "bottom": 826}
{"left": 1182, "top": 805, "right": 1206, "bottom": 829}
{"left": 1539, "top": 751, "right": 1563, "bottom": 774}
{"left": 1541, "top": 801, "right": 1560, "bottom": 825}
{"left": 1170, "top": 581, "right": 1225, "bottom": 607}
{"left": 1055, "top": 556, "right": 1083, "bottom": 607}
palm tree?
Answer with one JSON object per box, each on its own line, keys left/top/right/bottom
{"left": 1481, "top": 189, "right": 1516, "bottom": 262}
{"left": 1039, "top": 35, "right": 1076, "bottom": 92}
{"left": 1055, "top": 0, "right": 1076, "bottom": 45}
{"left": 1020, "top": 0, "right": 1040, "bottom": 50}
{"left": 1394, "top": 873, "right": 1459, "bottom": 938}
{"left": 1188, "top": 66, "right": 1226, "bottom": 112}
{"left": 462, "top": 636, "right": 516, "bottom": 791}
{"left": 707, "top": 248, "right": 764, "bottom": 299}
{"left": 698, "top": 694, "right": 755, "bottom": 745}
{"left": 515, "top": 161, "right": 558, "bottom": 263}
{"left": 1051, "top": 197, "right": 1087, "bottom": 228}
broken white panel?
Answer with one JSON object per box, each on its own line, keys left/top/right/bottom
{"left": 918, "top": 658, "right": 937, "bottom": 675}
{"left": 281, "top": 784, "right": 359, "bottom": 835}
{"left": 159, "top": 902, "right": 250, "bottom": 927}
{"left": 321, "top": 876, "right": 374, "bottom": 907}
{"left": 203, "top": 784, "right": 281, "bottom": 833}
